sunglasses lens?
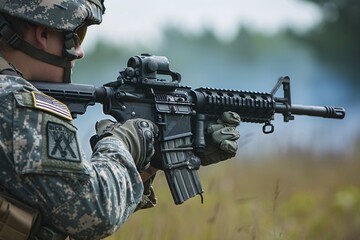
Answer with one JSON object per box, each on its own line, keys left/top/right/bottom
{"left": 75, "top": 26, "right": 87, "bottom": 45}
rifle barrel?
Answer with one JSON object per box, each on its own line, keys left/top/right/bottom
{"left": 275, "top": 104, "right": 345, "bottom": 119}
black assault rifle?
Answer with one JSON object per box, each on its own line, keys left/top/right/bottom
{"left": 30, "top": 54, "right": 345, "bottom": 205}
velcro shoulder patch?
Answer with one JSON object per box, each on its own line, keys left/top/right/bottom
{"left": 32, "top": 91, "right": 73, "bottom": 121}
{"left": 47, "top": 121, "right": 81, "bottom": 163}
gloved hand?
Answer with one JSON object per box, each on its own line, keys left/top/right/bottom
{"left": 91, "top": 119, "right": 158, "bottom": 171}
{"left": 199, "top": 111, "right": 240, "bottom": 166}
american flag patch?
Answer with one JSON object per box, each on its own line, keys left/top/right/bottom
{"left": 32, "top": 91, "right": 73, "bottom": 121}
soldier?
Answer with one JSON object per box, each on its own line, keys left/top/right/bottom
{"left": 0, "top": 0, "right": 240, "bottom": 239}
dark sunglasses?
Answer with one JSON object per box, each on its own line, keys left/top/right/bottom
{"left": 74, "top": 25, "right": 87, "bottom": 46}
{"left": 63, "top": 25, "right": 87, "bottom": 49}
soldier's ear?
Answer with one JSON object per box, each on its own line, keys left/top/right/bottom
{"left": 34, "top": 25, "right": 48, "bottom": 50}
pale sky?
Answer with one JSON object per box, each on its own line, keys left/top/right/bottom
{"left": 83, "top": 0, "right": 322, "bottom": 50}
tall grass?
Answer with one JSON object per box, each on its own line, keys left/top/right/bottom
{"left": 106, "top": 150, "right": 360, "bottom": 240}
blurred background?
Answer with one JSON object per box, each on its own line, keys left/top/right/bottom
{"left": 71, "top": 0, "right": 360, "bottom": 239}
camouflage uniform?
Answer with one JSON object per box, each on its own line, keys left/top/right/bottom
{"left": 0, "top": 58, "right": 144, "bottom": 239}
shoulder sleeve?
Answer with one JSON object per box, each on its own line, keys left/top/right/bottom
{"left": 0, "top": 78, "right": 144, "bottom": 239}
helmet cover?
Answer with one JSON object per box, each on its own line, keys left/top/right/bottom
{"left": 0, "top": 0, "right": 104, "bottom": 31}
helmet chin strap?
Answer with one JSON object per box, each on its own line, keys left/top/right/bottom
{"left": 62, "top": 32, "right": 80, "bottom": 83}
{"left": 0, "top": 15, "right": 77, "bottom": 83}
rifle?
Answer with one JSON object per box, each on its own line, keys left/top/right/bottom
{"left": 30, "top": 54, "right": 345, "bottom": 205}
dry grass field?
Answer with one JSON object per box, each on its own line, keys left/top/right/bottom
{"left": 106, "top": 147, "right": 360, "bottom": 240}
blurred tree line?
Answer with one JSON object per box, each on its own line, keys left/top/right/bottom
{"left": 293, "top": 0, "right": 360, "bottom": 88}
{"left": 73, "top": 0, "right": 358, "bottom": 157}
{"left": 76, "top": 0, "right": 359, "bottom": 98}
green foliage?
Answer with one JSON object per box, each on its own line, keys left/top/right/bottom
{"left": 293, "top": 0, "right": 360, "bottom": 88}
{"left": 105, "top": 152, "right": 360, "bottom": 240}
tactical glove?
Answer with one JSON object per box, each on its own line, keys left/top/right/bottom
{"left": 199, "top": 111, "right": 240, "bottom": 166}
{"left": 91, "top": 119, "right": 158, "bottom": 171}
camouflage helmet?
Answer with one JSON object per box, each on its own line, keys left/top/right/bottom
{"left": 0, "top": 0, "right": 105, "bottom": 31}
{"left": 0, "top": 0, "right": 105, "bottom": 83}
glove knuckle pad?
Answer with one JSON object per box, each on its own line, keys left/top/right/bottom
{"left": 136, "top": 120, "right": 156, "bottom": 170}
{"left": 220, "top": 140, "right": 238, "bottom": 153}
{"left": 220, "top": 111, "right": 241, "bottom": 126}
